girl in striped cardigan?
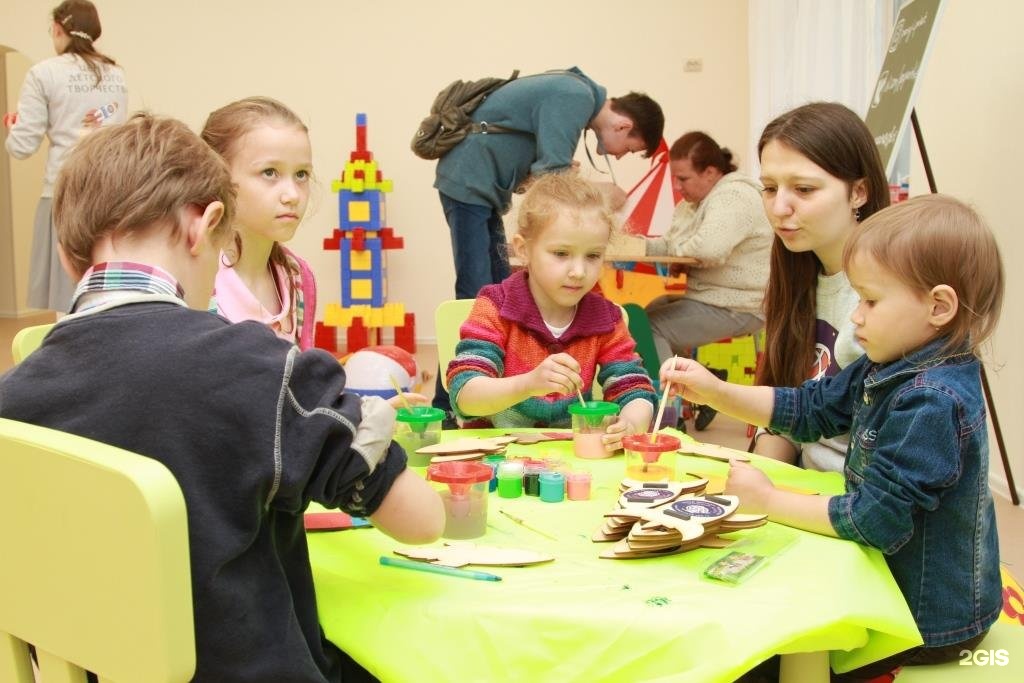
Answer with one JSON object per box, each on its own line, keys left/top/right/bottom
{"left": 447, "top": 173, "right": 656, "bottom": 454}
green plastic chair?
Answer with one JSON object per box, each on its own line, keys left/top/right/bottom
{"left": 621, "top": 302, "right": 661, "bottom": 383}
{"left": 0, "top": 418, "right": 195, "bottom": 682}
{"left": 892, "top": 619, "right": 1024, "bottom": 681}
{"left": 11, "top": 322, "right": 55, "bottom": 364}
{"left": 434, "top": 299, "right": 476, "bottom": 390}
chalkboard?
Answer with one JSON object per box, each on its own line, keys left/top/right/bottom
{"left": 864, "top": 0, "right": 946, "bottom": 177}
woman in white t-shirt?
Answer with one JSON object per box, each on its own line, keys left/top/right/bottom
{"left": 753, "top": 102, "right": 890, "bottom": 471}
{"left": 4, "top": 0, "right": 128, "bottom": 312}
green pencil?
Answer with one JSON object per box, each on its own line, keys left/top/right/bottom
{"left": 379, "top": 555, "right": 502, "bottom": 582}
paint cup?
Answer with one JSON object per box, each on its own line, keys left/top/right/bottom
{"left": 568, "top": 401, "right": 620, "bottom": 459}
{"left": 565, "top": 470, "right": 593, "bottom": 501}
{"left": 426, "top": 461, "right": 493, "bottom": 539}
{"left": 539, "top": 471, "right": 565, "bottom": 503}
{"left": 496, "top": 460, "right": 525, "bottom": 499}
{"left": 623, "top": 433, "right": 682, "bottom": 482}
{"left": 394, "top": 406, "right": 445, "bottom": 467}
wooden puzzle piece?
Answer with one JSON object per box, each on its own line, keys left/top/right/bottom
{"left": 429, "top": 452, "right": 489, "bottom": 463}
{"left": 415, "top": 436, "right": 515, "bottom": 455}
{"left": 638, "top": 494, "right": 739, "bottom": 532}
{"left": 599, "top": 533, "right": 736, "bottom": 559}
{"left": 395, "top": 542, "right": 554, "bottom": 568}
{"left": 677, "top": 440, "right": 751, "bottom": 462}
{"left": 716, "top": 512, "right": 768, "bottom": 531}
{"left": 504, "top": 431, "right": 573, "bottom": 444}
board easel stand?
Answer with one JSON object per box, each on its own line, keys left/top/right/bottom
{"left": 911, "top": 109, "right": 1018, "bottom": 506}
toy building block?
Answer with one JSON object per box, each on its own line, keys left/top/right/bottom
{"left": 315, "top": 113, "right": 416, "bottom": 354}
{"left": 393, "top": 312, "right": 416, "bottom": 353}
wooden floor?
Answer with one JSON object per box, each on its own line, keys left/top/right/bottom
{"left": 2, "top": 315, "right": 1022, "bottom": 580}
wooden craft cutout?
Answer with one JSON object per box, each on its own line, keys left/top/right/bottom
{"left": 677, "top": 440, "right": 751, "bottom": 462}
{"left": 395, "top": 542, "right": 554, "bottom": 568}
{"left": 415, "top": 436, "right": 515, "bottom": 455}
{"left": 593, "top": 489, "right": 768, "bottom": 559}
{"left": 429, "top": 452, "right": 488, "bottom": 463}
{"left": 619, "top": 477, "right": 708, "bottom": 497}
{"left": 504, "top": 431, "right": 573, "bottom": 444}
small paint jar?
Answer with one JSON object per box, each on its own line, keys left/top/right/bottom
{"left": 565, "top": 470, "right": 593, "bottom": 501}
{"left": 482, "top": 453, "right": 506, "bottom": 493}
{"left": 539, "top": 471, "right": 565, "bottom": 503}
{"left": 496, "top": 460, "right": 525, "bottom": 499}
{"left": 523, "top": 464, "right": 545, "bottom": 496}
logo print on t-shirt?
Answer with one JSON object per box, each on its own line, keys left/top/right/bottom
{"left": 810, "top": 319, "right": 840, "bottom": 380}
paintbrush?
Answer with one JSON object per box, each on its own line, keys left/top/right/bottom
{"left": 650, "top": 355, "right": 678, "bottom": 445}
{"left": 499, "top": 509, "right": 558, "bottom": 541}
{"left": 388, "top": 375, "right": 413, "bottom": 411}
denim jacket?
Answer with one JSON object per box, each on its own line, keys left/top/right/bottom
{"left": 771, "top": 337, "right": 1001, "bottom": 647}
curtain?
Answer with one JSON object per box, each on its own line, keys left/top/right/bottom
{"left": 747, "top": 0, "right": 894, "bottom": 172}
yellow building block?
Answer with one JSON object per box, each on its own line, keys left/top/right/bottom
{"left": 381, "top": 302, "right": 406, "bottom": 326}
{"left": 351, "top": 250, "right": 371, "bottom": 270}
{"left": 348, "top": 201, "right": 370, "bottom": 222}
{"left": 352, "top": 280, "right": 372, "bottom": 299}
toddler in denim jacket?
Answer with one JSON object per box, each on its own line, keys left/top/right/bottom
{"left": 660, "top": 194, "right": 1004, "bottom": 680}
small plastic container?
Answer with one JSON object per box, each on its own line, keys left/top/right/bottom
{"left": 481, "top": 453, "right": 506, "bottom": 492}
{"left": 394, "top": 406, "right": 445, "bottom": 467}
{"left": 496, "top": 460, "right": 525, "bottom": 499}
{"left": 568, "top": 401, "right": 620, "bottom": 459}
{"left": 622, "top": 433, "right": 682, "bottom": 482}
{"left": 523, "top": 464, "right": 545, "bottom": 497}
{"left": 426, "top": 461, "right": 493, "bottom": 539}
{"left": 539, "top": 471, "right": 565, "bottom": 503}
{"left": 565, "top": 470, "right": 593, "bottom": 501}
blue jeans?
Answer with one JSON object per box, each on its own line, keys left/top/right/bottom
{"left": 434, "top": 193, "right": 511, "bottom": 412}
{"left": 439, "top": 192, "right": 510, "bottom": 299}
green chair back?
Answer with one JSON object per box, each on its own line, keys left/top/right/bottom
{"left": 0, "top": 418, "right": 195, "bottom": 682}
{"left": 11, "top": 323, "right": 55, "bottom": 364}
{"left": 622, "top": 303, "right": 661, "bottom": 383}
{"left": 434, "top": 299, "right": 476, "bottom": 390}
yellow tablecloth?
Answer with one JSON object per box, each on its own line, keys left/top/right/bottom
{"left": 308, "top": 430, "right": 921, "bottom": 682}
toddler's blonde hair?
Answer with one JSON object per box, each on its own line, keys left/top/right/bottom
{"left": 843, "top": 194, "right": 1004, "bottom": 357}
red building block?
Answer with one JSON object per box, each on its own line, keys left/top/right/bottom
{"left": 394, "top": 312, "right": 416, "bottom": 354}
{"left": 315, "top": 322, "right": 337, "bottom": 353}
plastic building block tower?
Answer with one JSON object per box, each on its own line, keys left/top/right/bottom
{"left": 695, "top": 331, "right": 763, "bottom": 385}
{"left": 315, "top": 113, "right": 416, "bottom": 354}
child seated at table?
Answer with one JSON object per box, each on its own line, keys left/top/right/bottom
{"left": 447, "top": 173, "right": 656, "bottom": 454}
{"left": 0, "top": 113, "right": 444, "bottom": 682}
{"left": 659, "top": 194, "right": 1003, "bottom": 679}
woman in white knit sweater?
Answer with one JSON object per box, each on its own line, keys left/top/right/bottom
{"left": 643, "top": 131, "right": 773, "bottom": 362}
{"left": 4, "top": 0, "right": 127, "bottom": 312}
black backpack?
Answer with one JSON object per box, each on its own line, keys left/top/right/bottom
{"left": 410, "top": 70, "right": 521, "bottom": 160}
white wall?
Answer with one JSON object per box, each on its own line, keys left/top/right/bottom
{"left": 0, "top": 0, "right": 750, "bottom": 340}
{"left": 908, "top": 0, "right": 1022, "bottom": 500}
